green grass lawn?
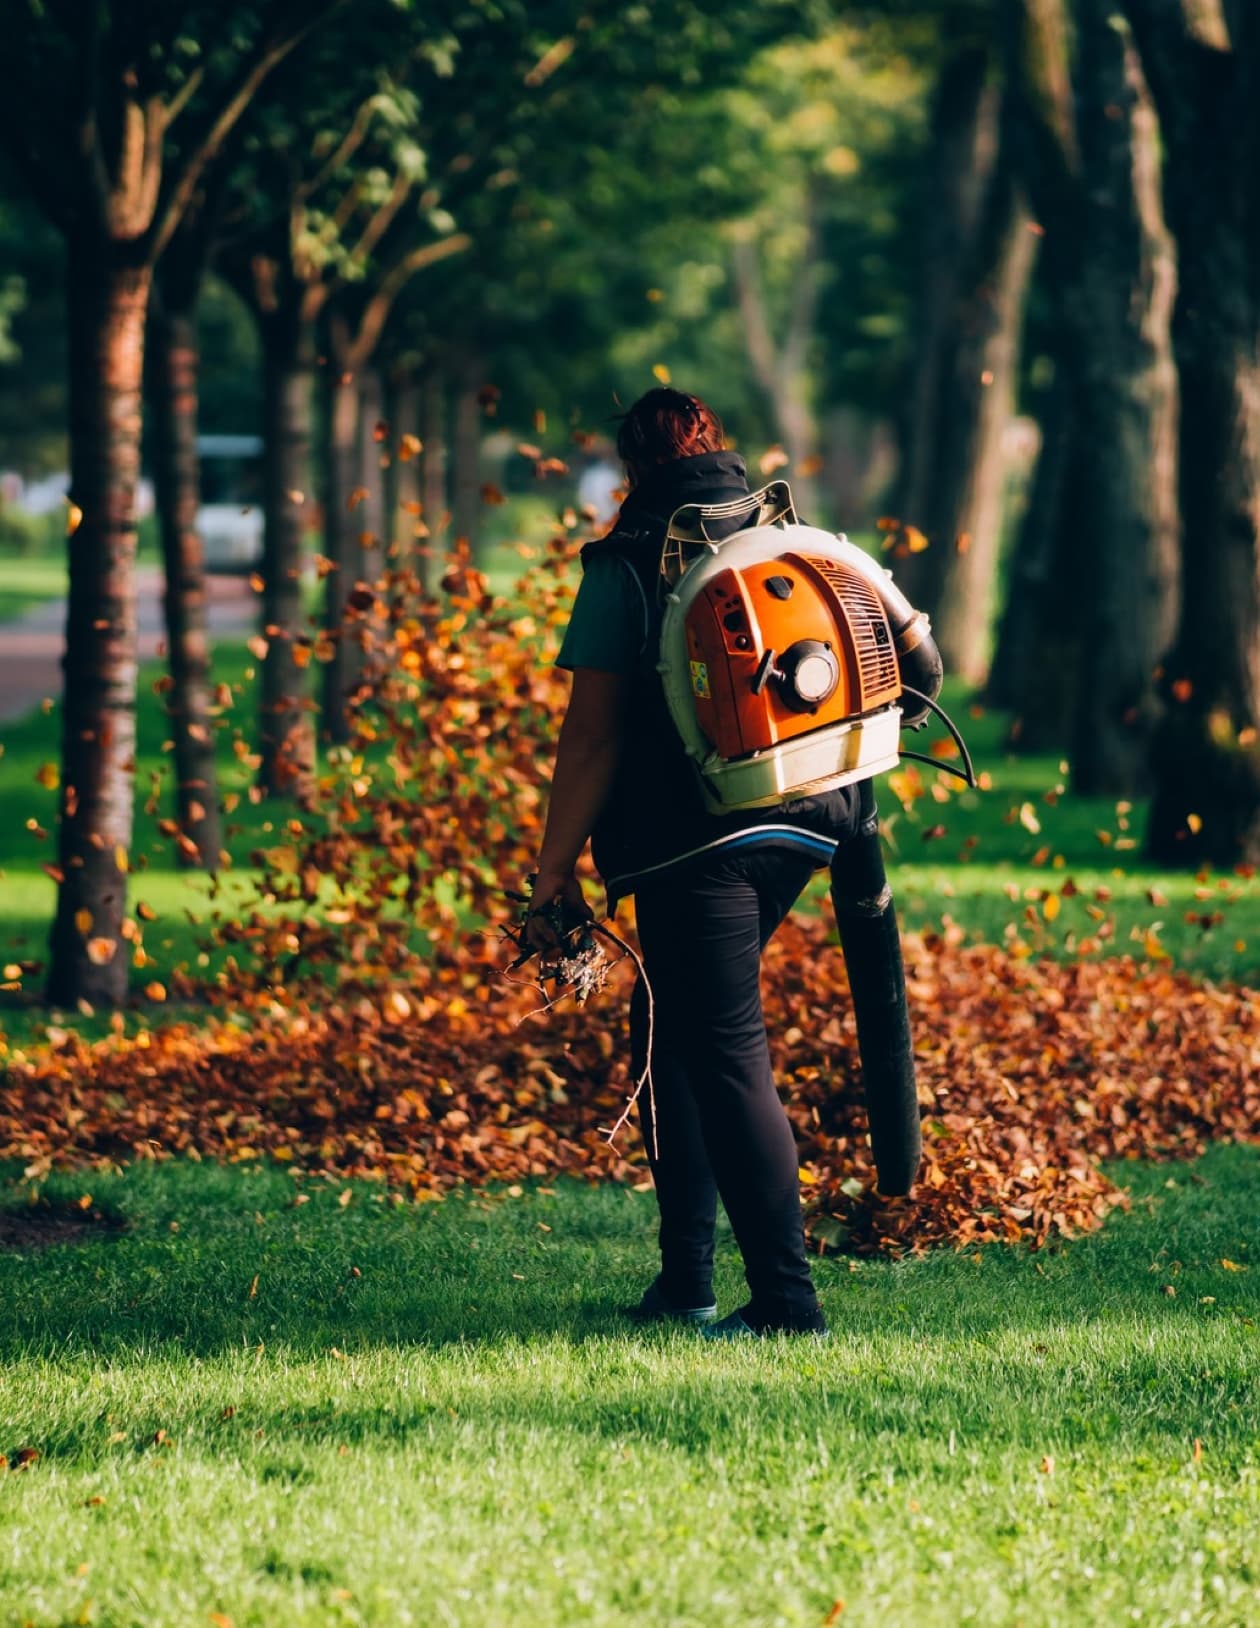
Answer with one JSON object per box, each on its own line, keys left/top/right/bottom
{"left": 1, "top": 1147, "right": 1257, "bottom": 1625}
{"left": 0, "top": 552, "right": 69, "bottom": 622}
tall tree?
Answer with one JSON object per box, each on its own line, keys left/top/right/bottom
{"left": 0, "top": 0, "right": 340, "bottom": 1008}
{"left": 1122, "top": 0, "right": 1260, "bottom": 863}
{"left": 147, "top": 195, "right": 223, "bottom": 868}
{"left": 215, "top": 50, "right": 469, "bottom": 780}
{"left": 1004, "top": 0, "right": 1179, "bottom": 795}
{"left": 894, "top": 34, "right": 1036, "bottom": 685}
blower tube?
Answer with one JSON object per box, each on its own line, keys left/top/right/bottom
{"left": 829, "top": 782, "right": 922, "bottom": 1197}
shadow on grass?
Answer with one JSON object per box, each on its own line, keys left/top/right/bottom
{"left": 0, "top": 1145, "right": 1256, "bottom": 1364}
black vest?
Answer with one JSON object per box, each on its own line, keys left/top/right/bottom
{"left": 580, "top": 451, "right": 861, "bottom": 898}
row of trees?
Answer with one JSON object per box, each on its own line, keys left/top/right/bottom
{"left": 2, "top": 0, "right": 1258, "bottom": 1013}
{"left": 2, "top": 0, "right": 798, "bottom": 1007}
{"left": 892, "top": 0, "right": 1260, "bottom": 872}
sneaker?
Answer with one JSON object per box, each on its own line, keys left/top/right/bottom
{"left": 701, "top": 1306, "right": 830, "bottom": 1340}
{"left": 623, "top": 1275, "right": 718, "bottom": 1325}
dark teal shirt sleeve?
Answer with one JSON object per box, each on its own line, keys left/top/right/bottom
{"left": 556, "top": 553, "right": 648, "bottom": 673}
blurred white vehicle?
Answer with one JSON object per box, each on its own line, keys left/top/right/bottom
{"left": 10, "top": 470, "right": 154, "bottom": 521}
{"left": 198, "top": 434, "right": 263, "bottom": 572}
{"left": 577, "top": 458, "right": 623, "bottom": 527}
{"left": 14, "top": 470, "right": 69, "bottom": 516}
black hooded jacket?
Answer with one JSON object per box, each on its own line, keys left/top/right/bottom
{"left": 571, "top": 451, "right": 862, "bottom": 901}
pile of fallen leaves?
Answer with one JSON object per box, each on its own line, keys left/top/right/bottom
{"left": 3, "top": 919, "right": 1256, "bottom": 1252}
{"left": 4, "top": 526, "right": 1258, "bottom": 1252}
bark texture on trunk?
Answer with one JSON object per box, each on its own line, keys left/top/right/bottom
{"left": 259, "top": 316, "right": 315, "bottom": 796}
{"left": 148, "top": 290, "right": 222, "bottom": 866}
{"left": 1123, "top": 4, "right": 1260, "bottom": 863}
{"left": 898, "top": 47, "right": 993, "bottom": 533}
{"left": 320, "top": 363, "right": 360, "bottom": 744}
{"left": 391, "top": 373, "right": 427, "bottom": 588}
{"left": 984, "top": 371, "right": 1071, "bottom": 720}
{"left": 998, "top": 1, "right": 1179, "bottom": 791}
{"left": 421, "top": 367, "right": 449, "bottom": 566}
{"left": 451, "top": 356, "right": 483, "bottom": 560}
{"left": 357, "top": 367, "right": 386, "bottom": 588}
{"left": 352, "top": 366, "right": 386, "bottom": 693}
{"left": 1061, "top": 6, "right": 1180, "bottom": 794}
{"left": 923, "top": 174, "right": 1036, "bottom": 685}
{"left": 896, "top": 62, "right": 1036, "bottom": 685}
{"left": 998, "top": 384, "right": 1092, "bottom": 749}
{"left": 47, "top": 250, "right": 149, "bottom": 1009}
{"left": 382, "top": 368, "right": 409, "bottom": 565}
{"left": 321, "top": 350, "right": 389, "bottom": 742}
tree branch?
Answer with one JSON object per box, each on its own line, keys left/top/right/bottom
{"left": 344, "top": 233, "right": 472, "bottom": 369}
{"left": 335, "top": 169, "right": 414, "bottom": 287}
{"left": 163, "top": 61, "right": 206, "bottom": 128}
{"left": 326, "top": 175, "right": 365, "bottom": 240}
{"left": 149, "top": 0, "right": 348, "bottom": 264}
{"left": 296, "top": 94, "right": 379, "bottom": 205}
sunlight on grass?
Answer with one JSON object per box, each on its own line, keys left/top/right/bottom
{"left": 1, "top": 1148, "right": 1257, "bottom": 1625}
{"left": 0, "top": 552, "right": 68, "bottom": 622}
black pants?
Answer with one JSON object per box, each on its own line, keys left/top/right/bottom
{"left": 630, "top": 790, "right": 920, "bottom": 1326}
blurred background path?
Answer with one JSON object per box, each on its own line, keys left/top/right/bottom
{"left": 0, "top": 568, "right": 255, "bottom": 723}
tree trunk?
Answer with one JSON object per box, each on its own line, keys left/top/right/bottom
{"left": 357, "top": 366, "right": 386, "bottom": 584}
{"left": 928, "top": 178, "right": 1036, "bottom": 685}
{"left": 47, "top": 249, "right": 149, "bottom": 1009}
{"left": 897, "top": 46, "right": 993, "bottom": 534}
{"left": 998, "top": 384, "right": 1093, "bottom": 750}
{"left": 1147, "top": 320, "right": 1260, "bottom": 863}
{"left": 390, "top": 371, "right": 427, "bottom": 589}
{"left": 421, "top": 366, "right": 449, "bottom": 565}
{"left": 382, "top": 368, "right": 408, "bottom": 566}
{"left": 985, "top": 369, "right": 1071, "bottom": 715}
{"left": 352, "top": 365, "right": 386, "bottom": 690}
{"left": 1122, "top": 10, "right": 1260, "bottom": 864}
{"left": 320, "top": 363, "right": 359, "bottom": 744}
{"left": 258, "top": 316, "right": 315, "bottom": 796}
{"left": 1067, "top": 7, "right": 1180, "bottom": 794}
{"left": 147, "top": 290, "right": 223, "bottom": 867}
{"left": 896, "top": 62, "right": 1037, "bottom": 685}
{"left": 451, "top": 356, "right": 483, "bottom": 560}
{"left": 821, "top": 408, "right": 896, "bottom": 529}
{"left": 731, "top": 230, "right": 822, "bottom": 520}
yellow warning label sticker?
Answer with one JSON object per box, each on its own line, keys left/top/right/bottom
{"left": 690, "top": 660, "right": 710, "bottom": 699}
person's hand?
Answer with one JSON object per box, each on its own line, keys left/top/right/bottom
{"left": 523, "top": 870, "right": 591, "bottom": 960}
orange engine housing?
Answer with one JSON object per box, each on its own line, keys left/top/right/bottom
{"left": 684, "top": 552, "right": 902, "bottom": 758}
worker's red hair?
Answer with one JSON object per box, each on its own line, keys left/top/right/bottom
{"left": 616, "top": 388, "right": 725, "bottom": 484}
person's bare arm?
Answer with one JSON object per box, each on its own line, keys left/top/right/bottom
{"left": 527, "top": 667, "right": 628, "bottom": 946}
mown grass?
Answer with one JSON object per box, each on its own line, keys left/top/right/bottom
{"left": 0, "top": 551, "right": 68, "bottom": 623}
{"left": 0, "top": 1147, "right": 1257, "bottom": 1626}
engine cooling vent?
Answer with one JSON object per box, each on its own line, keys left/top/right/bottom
{"left": 800, "top": 554, "right": 899, "bottom": 707}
